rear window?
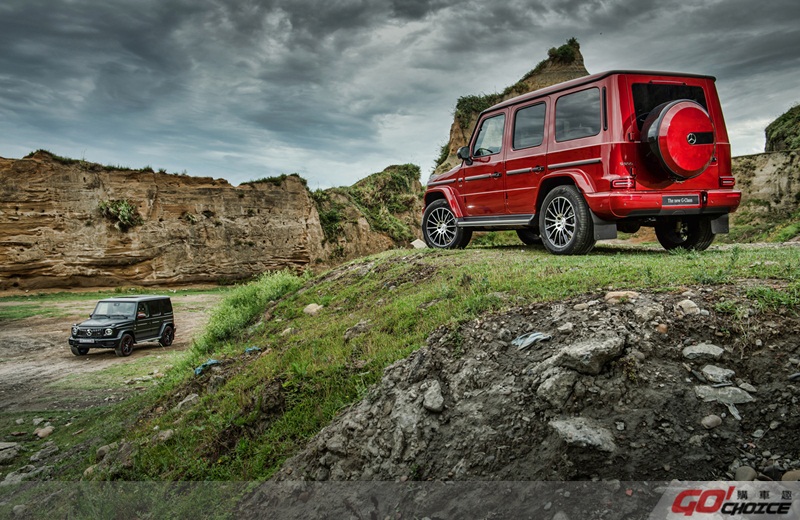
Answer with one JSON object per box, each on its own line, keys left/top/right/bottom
{"left": 555, "top": 88, "right": 601, "bottom": 142}
{"left": 632, "top": 83, "right": 707, "bottom": 130}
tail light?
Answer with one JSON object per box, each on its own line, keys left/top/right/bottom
{"left": 611, "top": 177, "right": 636, "bottom": 189}
{"left": 719, "top": 176, "right": 736, "bottom": 188}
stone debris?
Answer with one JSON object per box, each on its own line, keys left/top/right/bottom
{"left": 34, "top": 426, "right": 54, "bottom": 439}
{"left": 701, "top": 365, "right": 735, "bottom": 384}
{"left": 30, "top": 441, "right": 58, "bottom": 462}
{"left": 175, "top": 393, "right": 199, "bottom": 411}
{"left": 303, "top": 303, "right": 323, "bottom": 316}
{"left": 559, "top": 334, "right": 624, "bottom": 375}
{"left": 0, "top": 442, "right": 20, "bottom": 464}
{"left": 410, "top": 239, "right": 427, "bottom": 249}
{"left": 682, "top": 343, "right": 724, "bottom": 360}
{"left": 549, "top": 418, "right": 617, "bottom": 453}
{"left": 675, "top": 299, "right": 701, "bottom": 316}
{"left": 422, "top": 380, "right": 445, "bottom": 413}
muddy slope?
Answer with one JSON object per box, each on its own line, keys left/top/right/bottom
{"left": 274, "top": 287, "right": 800, "bottom": 482}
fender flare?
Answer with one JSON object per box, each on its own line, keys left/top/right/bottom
{"left": 424, "top": 186, "right": 466, "bottom": 218}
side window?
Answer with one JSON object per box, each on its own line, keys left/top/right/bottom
{"left": 151, "top": 300, "right": 162, "bottom": 317}
{"left": 137, "top": 303, "right": 149, "bottom": 319}
{"left": 513, "top": 103, "right": 546, "bottom": 149}
{"left": 472, "top": 114, "right": 505, "bottom": 157}
{"left": 555, "top": 88, "right": 601, "bottom": 142}
{"left": 163, "top": 299, "right": 173, "bottom": 314}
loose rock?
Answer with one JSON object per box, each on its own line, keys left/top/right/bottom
{"left": 559, "top": 334, "right": 624, "bottom": 375}
{"left": 734, "top": 466, "right": 758, "bottom": 481}
{"left": 676, "top": 299, "right": 701, "bottom": 316}
{"left": 0, "top": 442, "right": 20, "bottom": 464}
{"left": 549, "top": 417, "right": 617, "bottom": 453}
{"left": 701, "top": 415, "right": 722, "bottom": 430}
{"left": 683, "top": 343, "right": 724, "bottom": 360}
{"left": 422, "top": 380, "right": 445, "bottom": 413}
{"left": 701, "top": 365, "right": 735, "bottom": 384}
{"left": 34, "top": 426, "right": 54, "bottom": 439}
{"left": 303, "top": 303, "right": 323, "bottom": 316}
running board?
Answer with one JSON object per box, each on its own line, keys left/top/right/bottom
{"left": 457, "top": 215, "right": 536, "bottom": 228}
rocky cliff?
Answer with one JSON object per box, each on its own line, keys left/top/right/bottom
{"left": 728, "top": 151, "right": 800, "bottom": 242}
{"left": 0, "top": 151, "right": 422, "bottom": 290}
{"left": 433, "top": 38, "right": 589, "bottom": 175}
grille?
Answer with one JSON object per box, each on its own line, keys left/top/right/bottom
{"left": 76, "top": 328, "right": 104, "bottom": 337}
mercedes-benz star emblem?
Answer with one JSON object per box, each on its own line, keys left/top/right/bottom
{"left": 687, "top": 133, "right": 697, "bottom": 145}
{"left": 86, "top": 329, "right": 92, "bottom": 336}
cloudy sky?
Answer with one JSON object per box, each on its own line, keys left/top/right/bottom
{"left": 1, "top": 0, "right": 798, "bottom": 188}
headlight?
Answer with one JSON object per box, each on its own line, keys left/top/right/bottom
{"left": 72, "top": 326, "right": 78, "bottom": 335}
{"left": 104, "top": 328, "right": 114, "bottom": 336}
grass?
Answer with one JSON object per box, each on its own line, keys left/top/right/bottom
{"left": 4, "top": 245, "right": 799, "bottom": 487}
{"left": 31, "top": 243, "right": 793, "bottom": 482}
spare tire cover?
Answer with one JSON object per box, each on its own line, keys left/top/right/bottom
{"left": 641, "top": 100, "right": 715, "bottom": 179}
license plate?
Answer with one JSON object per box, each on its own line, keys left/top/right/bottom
{"left": 663, "top": 195, "right": 699, "bottom": 206}
{"left": 78, "top": 339, "right": 95, "bottom": 344}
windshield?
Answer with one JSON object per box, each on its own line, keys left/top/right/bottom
{"left": 92, "top": 301, "right": 136, "bottom": 318}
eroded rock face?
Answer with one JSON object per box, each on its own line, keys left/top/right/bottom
{"left": 0, "top": 152, "right": 325, "bottom": 289}
{"left": 0, "top": 153, "right": 423, "bottom": 290}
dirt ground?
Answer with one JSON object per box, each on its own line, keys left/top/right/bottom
{"left": 0, "top": 293, "right": 223, "bottom": 412}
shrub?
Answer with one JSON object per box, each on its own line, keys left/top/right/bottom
{"left": 98, "top": 199, "right": 144, "bottom": 231}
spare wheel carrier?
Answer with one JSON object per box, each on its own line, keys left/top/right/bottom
{"left": 641, "top": 99, "right": 715, "bottom": 180}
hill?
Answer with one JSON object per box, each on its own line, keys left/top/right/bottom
{"left": 433, "top": 38, "right": 588, "bottom": 175}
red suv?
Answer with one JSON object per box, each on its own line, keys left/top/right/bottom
{"left": 422, "top": 71, "right": 741, "bottom": 254}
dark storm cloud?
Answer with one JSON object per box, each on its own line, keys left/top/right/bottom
{"left": 1, "top": 0, "right": 799, "bottom": 184}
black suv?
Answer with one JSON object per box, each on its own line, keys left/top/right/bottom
{"left": 68, "top": 296, "right": 175, "bottom": 357}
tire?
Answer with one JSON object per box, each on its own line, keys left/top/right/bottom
{"left": 516, "top": 228, "right": 542, "bottom": 245}
{"left": 115, "top": 333, "right": 134, "bottom": 357}
{"left": 422, "top": 199, "right": 472, "bottom": 249}
{"left": 71, "top": 346, "right": 89, "bottom": 356}
{"left": 641, "top": 100, "right": 715, "bottom": 180}
{"left": 539, "top": 185, "right": 596, "bottom": 255}
{"left": 159, "top": 325, "right": 174, "bottom": 347}
{"left": 654, "top": 217, "right": 715, "bottom": 251}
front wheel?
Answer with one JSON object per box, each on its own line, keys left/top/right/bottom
{"left": 115, "top": 334, "right": 134, "bottom": 357}
{"left": 655, "top": 217, "right": 714, "bottom": 251}
{"left": 539, "top": 185, "right": 596, "bottom": 255}
{"left": 422, "top": 199, "right": 472, "bottom": 249}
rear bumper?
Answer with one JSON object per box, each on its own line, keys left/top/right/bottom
{"left": 586, "top": 189, "right": 741, "bottom": 220}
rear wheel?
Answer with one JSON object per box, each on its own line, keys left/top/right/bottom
{"left": 70, "top": 346, "right": 89, "bottom": 356}
{"left": 159, "top": 326, "right": 174, "bottom": 347}
{"left": 655, "top": 217, "right": 714, "bottom": 251}
{"left": 516, "top": 228, "right": 541, "bottom": 245}
{"left": 115, "top": 333, "right": 134, "bottom": 357}
{"left": 422, "top": 199, "right": 472, "bottom": 249}
{"left": 539, "top": 186, "right": 596, "bottom": 255}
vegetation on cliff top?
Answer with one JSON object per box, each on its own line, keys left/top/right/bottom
{"left": 765, "top": 103, "right": 800, "bottom": 152}
{"left": 312, "top": 164, "right": 422, "bottom": 244}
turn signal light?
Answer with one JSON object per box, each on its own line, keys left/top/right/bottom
{"left": 611, "top": 177, "right": 636, "bottom": 189}
{"left": 719, "top": 176, "right": 736, "bottom": 187}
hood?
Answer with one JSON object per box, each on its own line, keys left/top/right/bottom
{"left": 76, "top": 318, "right": 133, "bottom": 328}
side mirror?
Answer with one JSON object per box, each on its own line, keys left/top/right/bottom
{"left": 457, "top": 146, "right": 473, "bottom": 165}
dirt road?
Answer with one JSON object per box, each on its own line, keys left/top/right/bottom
{"left": 0, "top": 293, "right": 223, "bottom": 412}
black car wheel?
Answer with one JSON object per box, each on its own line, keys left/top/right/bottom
{"left": 422, "top": 199, "right": 472, "bottom": 249}
{"left": 655, "top": 217, "right": 714, "bottom": 251}
{"left": 539, "top": 185, "right": 596, "bottom": 255}
{"left": 115, "top": 333, "right": 134, "bottom": 357}
{"left": 70, "top": 346, "right": 89, "bottom": 356}
{"left": 160, "top": 326, "right": 174, "bottom": 347}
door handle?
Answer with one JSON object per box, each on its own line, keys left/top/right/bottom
{"left": 491, "top": 172, "right": 502, "bottom": 178}
{"left": 532, "top": 166, "right": 545, "bottom": 173}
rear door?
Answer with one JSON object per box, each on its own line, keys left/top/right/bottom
{"left": 458, "top": 111, "right": 508, "bottom": 216}
{"left": 505, "top": 100, "right": 548, "bottom": 214}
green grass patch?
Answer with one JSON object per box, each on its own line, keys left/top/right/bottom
{"left": 91, "top": 244, "right": 800, "bottom": 481}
